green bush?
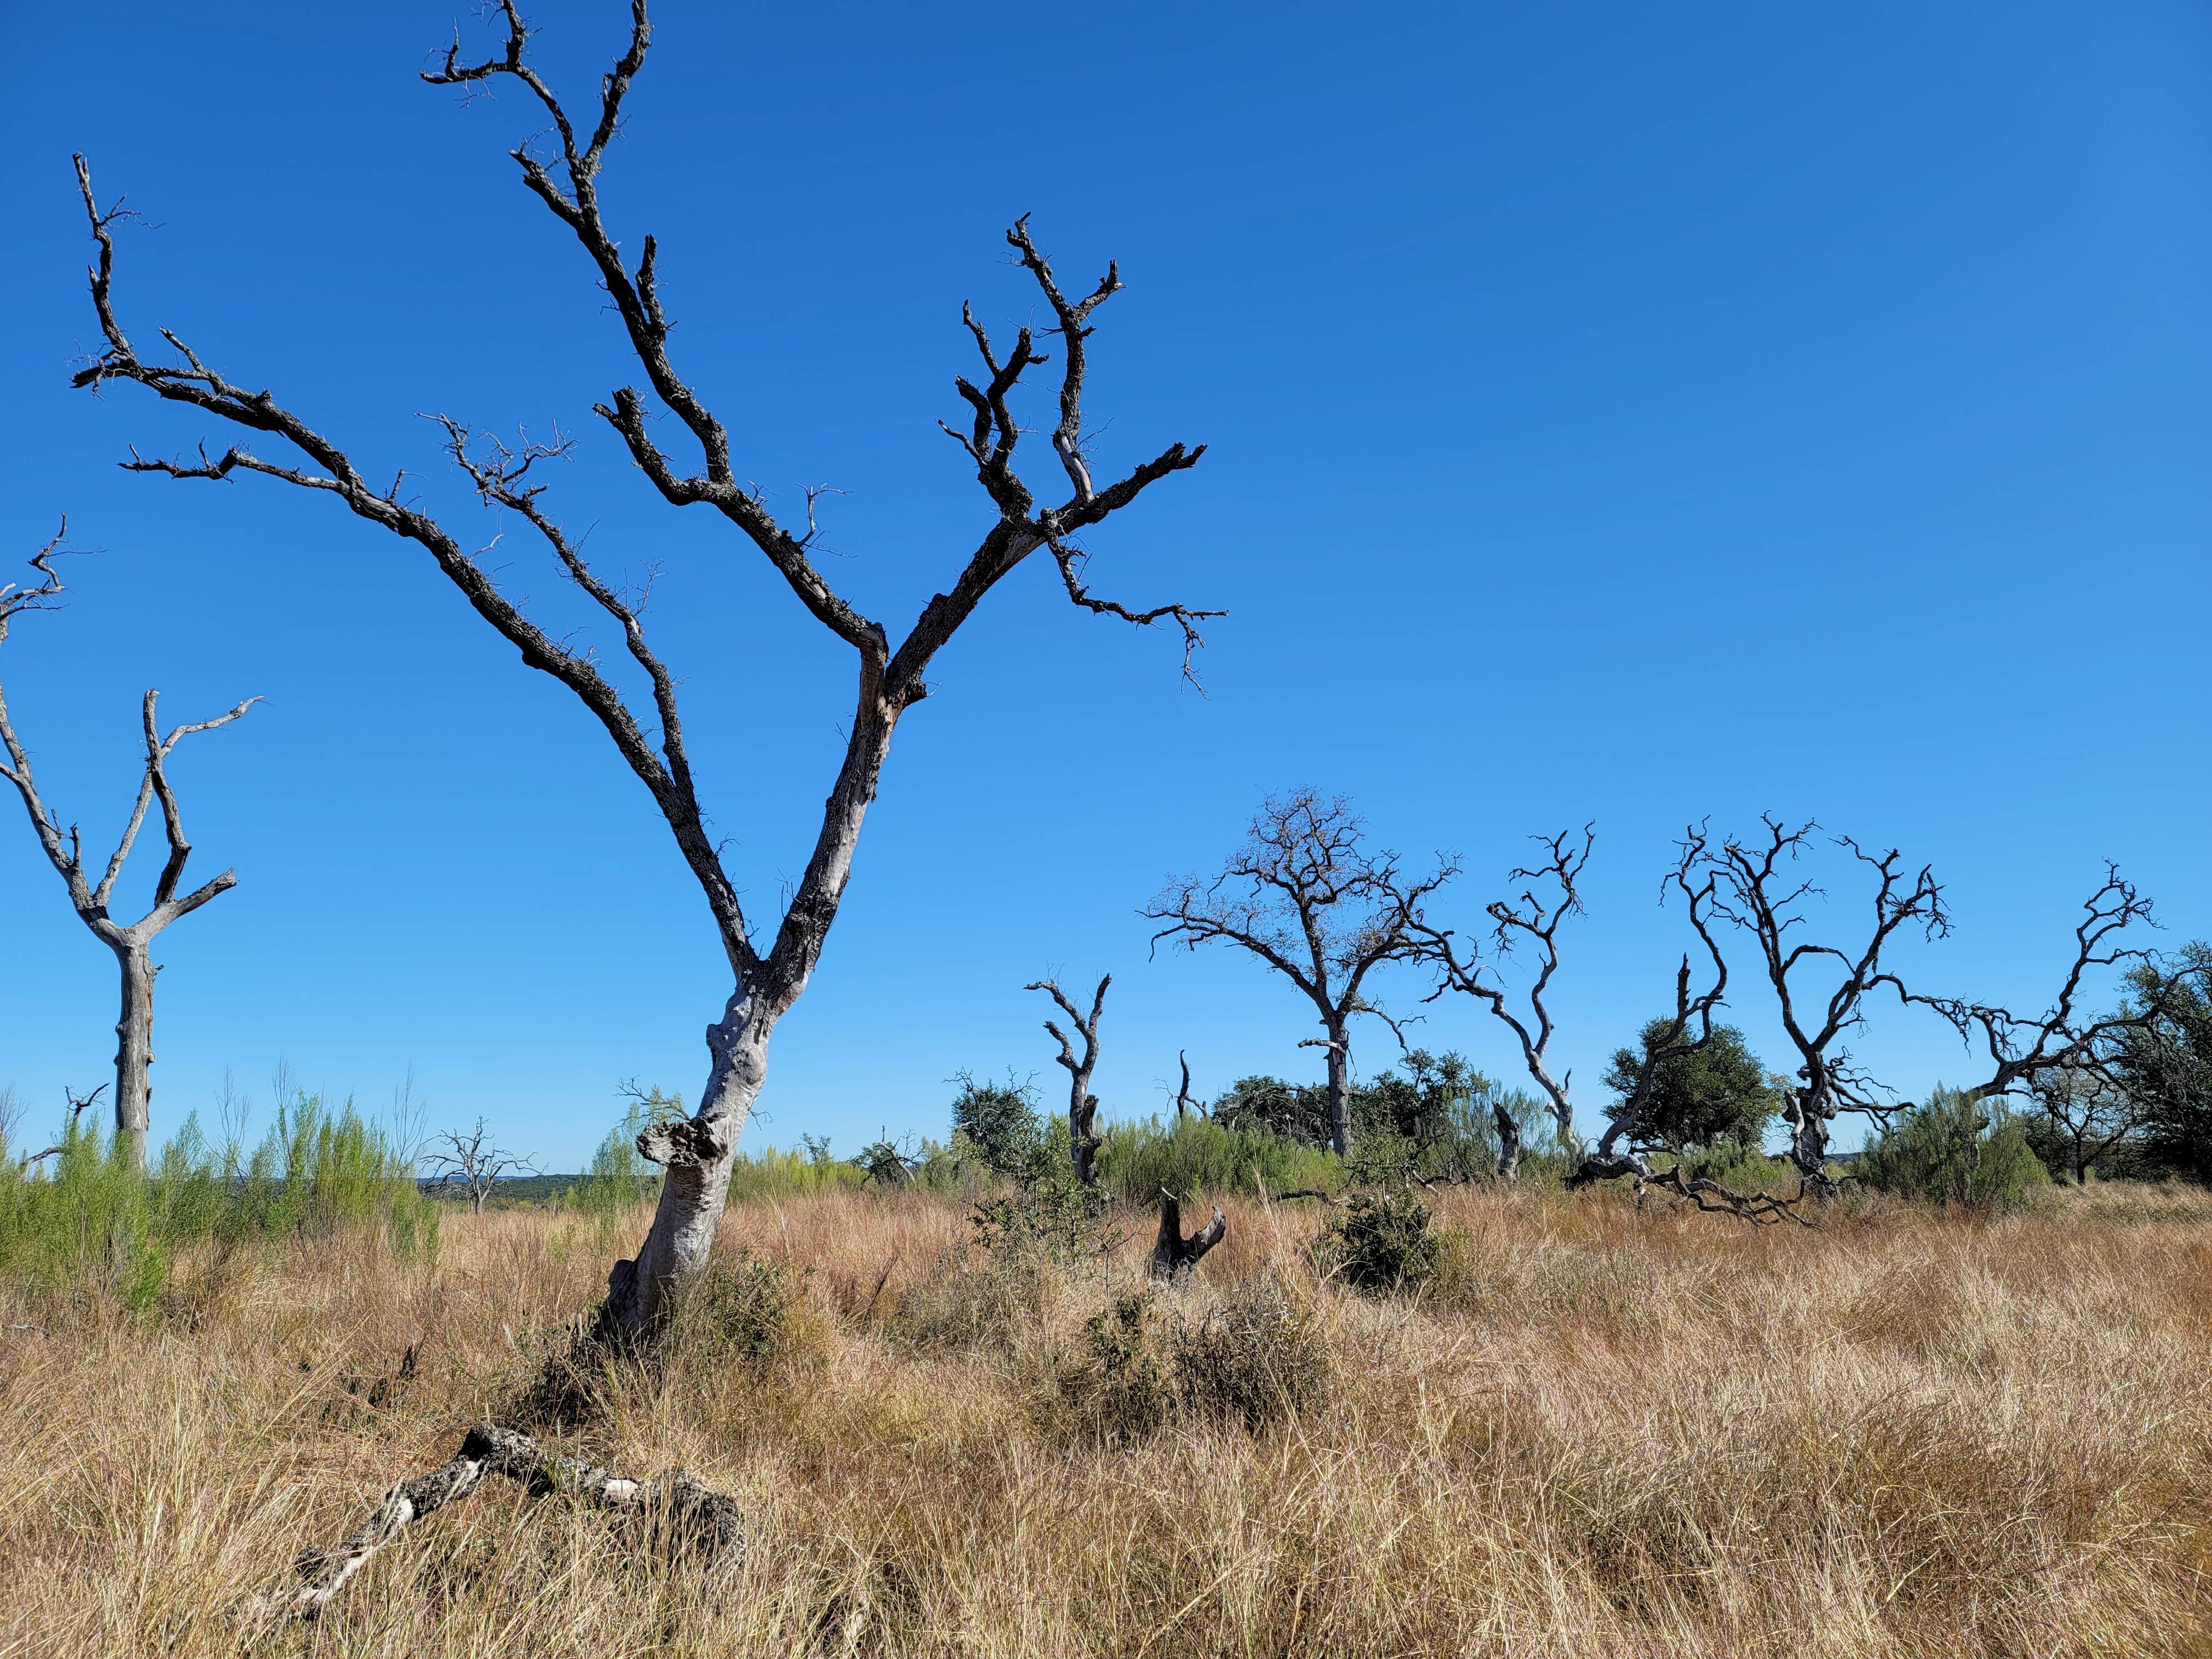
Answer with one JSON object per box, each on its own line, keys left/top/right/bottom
{"left": 1316, "top": 1188, "right": 1441, "bottom": 1293}
{"left": 679, "top": 1249, "right": 816, "bottom": 1364}
{"left": 1046, "top": 1277, "right": 1332, "bottom": 1444}
{"left": 1858, "top": 1087, "right": 2051, "bottom": 1212}
{"left": 1096, "top": 1113, "right": 1341, "bottom": 1204}
{"left": 0, "top": 1092, "right": 435, "bottom": 1312}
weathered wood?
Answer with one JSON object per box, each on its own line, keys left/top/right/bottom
{"left": 1149, "top": 1193, "right": 1227, "bottom": 1283}
{"left": 267, "top": 1422, "right": 742, "bottom": 1619}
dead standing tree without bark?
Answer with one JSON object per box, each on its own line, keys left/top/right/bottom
{"left": 1405, "top": 826, "right": 1594, "bottom": 1182}
{"left": 0, "top": 523, "right": 258, "bottom": 1171}
{"left": 1882, "top": 864, "right": 2166, "bottom": 1113}
{"left": 1406, "top": 825, "right": 1804, "bottom": 1220}
{"left": 71, "top": 1, "right": 1215, "bottom": 1345}
{"left": 1028, "top": 973, "right": 1110, "bottom": 1188}
{"left": 1692, "top": 818, "right": 2163, "bottom": 1199}
{"left": 423, "top": 1117, "right": 539, "bottom": 1215}
{"left": 1144, "top": 791, "right": 1457, "bottom": 1159}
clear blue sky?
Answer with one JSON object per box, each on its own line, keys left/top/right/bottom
{"left": 1, "top": 2, "right": 2204, "bottom": 1167}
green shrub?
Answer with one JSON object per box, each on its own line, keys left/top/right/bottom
{"left": 0, "top": 1092, "right": 435, "bottom": 1312}
{"left": 680, "top": 1249, "right": 815, "bottom": 1364}
{"left": 1316, "top": 1189, "right": 1441, "bottom": 1293}
{"left": 1096, "top": 1113, "right": 1341, "bottom": 1204}
{"left": 1171, "top": 1275, "right": 1331, "bottom": 1431}
{"left": 1859, "top": 1087, "right": 2051, "bottom": 1212}
{"left": 1047, "top": 1277, "right": 1332, "bottom": 1443}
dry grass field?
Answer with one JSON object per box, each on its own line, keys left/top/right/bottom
{"left": 4, "top": 1181, "right": 2211, "bottom": 1657}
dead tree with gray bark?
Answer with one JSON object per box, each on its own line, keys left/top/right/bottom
{"left": 1145, "top": 791, "right": 1456, "bottom": 1158}
{"left": 1029, "top": 973, "right": 1110, "bottom": 1187}
{"left": 0, "top": 523, "right": 258, "bottom": 1171}
{"left": 71, "top": 0, "right": 1214, "bottom": 1341}
{"left": 1407, "top": 825, "right": 1802, "bottom": 1219}
{"left": 424, "top": 1117, "right": 539, "bottom": 1214}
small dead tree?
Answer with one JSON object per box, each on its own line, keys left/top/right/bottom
{"left": 1145, "top": 791, "right": 1456, "bottom": 1157}
{"left": 72, "top": 1, "right": 1214, "bottom": 1341}
{"left": 1149, "top": 1191, "right": 1227, "bottom": 1282}
{"left": 1029, "top": 973, "right": 1109, "bottom": 1187}
{"left": 1407, "top": 826, "right": 1593, "bottom": 1181}
{"left": 0, "top": 524, "right": 258, "bottom": 1170}
{"left": 1173, "top": 1051, "right": 1197, "bottom": 1120}
{"left": 423, "top": 1118, "right": 538, "bottom": 1214}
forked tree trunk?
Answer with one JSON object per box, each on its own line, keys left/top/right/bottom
{"left": 110, "top": 936, "right": 154, "bottom": 1171}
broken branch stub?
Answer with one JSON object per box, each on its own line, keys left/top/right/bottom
{"left": 1149, "top": 1192, "right": 1227, "bottom": 1282}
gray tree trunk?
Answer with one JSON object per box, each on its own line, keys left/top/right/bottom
{"left": 1491, "top": 1097, "right": 1522, "bottom": 1182}
{"left": 1324, "top": 1032, "right": 1350, "bottom": 1159}
{"left": 598, "top": 992, "right": 776, "bottom": 1342}
{"left": 110, "top": 936, "right": 154, "bottom": 1171}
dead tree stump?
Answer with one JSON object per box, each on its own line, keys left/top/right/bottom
{"left": 1149, "top": 1192, "right": 1227, "bottom": 1282}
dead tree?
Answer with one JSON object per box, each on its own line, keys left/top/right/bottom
{"left": 1173, "top": 1051, "right": 1197, "bottom": 1120}
{"left": 71, "top": 3, "right": 1214, "bottom": 1340}
{"left": 1692, "top": 820, "right": 2161, "bottom": 1199}
{"left": 1407, "top": 827, "right": 1593, "bottom": 1180}
{"left": 260, "top": 1422, "right": 741, "bottom": 1620}
{"left": 424, "top": 1118, "right": 539, "bottom": 1214}
{"left": 1410, "top": 825, "right": 1777, "bottom": 1221}
{"left": 1149, "top": 1191, "right": 1227, "bottom": 1282}
{"left": 1145, "top": 791, "right": 1455, "bottom": 1157}
{"left": 1687, "top": 818, "right": 1952, "bottom": 1196}
{"left": 1029, "top": 974, "right": 1110, "bottom": 1187}
{"left": 0, "top": 524, "right": 258, "bottom": 1170}
{"left": 1884, "top": 864, "right": 2167, "bottom": 1109}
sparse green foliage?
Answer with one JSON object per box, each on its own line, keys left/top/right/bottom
{"left": 0, "top": 1092, "right": 434, "bottom": 1312}
{"left": 1859, "top": 1087, "right": 2050, "bottom": 1212}
{"left": 680, "top": 1249, "right": 815, "bottom": 1365}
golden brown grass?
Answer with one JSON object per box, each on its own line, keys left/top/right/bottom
{"left": 5, "top": 1181, "right": 2212, "bottom": 1656}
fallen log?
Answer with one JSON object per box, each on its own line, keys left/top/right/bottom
{"left": 263, "top": 1421, "right": 742, "bottom": 1618}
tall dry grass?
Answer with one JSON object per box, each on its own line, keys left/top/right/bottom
{"left": 3, "top": 1181, "right": 2210, "bottom": 1656}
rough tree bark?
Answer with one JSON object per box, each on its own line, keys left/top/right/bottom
{"left": 0, "top": 524, "right": 258, "bottom": 1170}
{"left": 71, "top": 2, "right": 1215, "bottom": 1337}
{"left": 1144, "top": 791, "right": 1454, "bottom": 1159}
{"left": 1029, "top": 974, "right": 1109, "bottom": 1188}
{"left": 1149, "top": 1192, "right": 1227, "bottom": 1282}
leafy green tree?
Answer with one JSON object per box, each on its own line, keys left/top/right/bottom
{"left": 2119, "top": 944, "right": 2212, "bottom": 1182}
{"left": 1601, "top": 1020, "right": 1778, "bottom": 1152}
{"left": 950, "top": 1071, "right": 1048, "bottom": 1181}
{"left": 1211, "top": 1076, "right": 1332, "bottom": 1146}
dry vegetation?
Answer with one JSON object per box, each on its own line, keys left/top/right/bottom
{"left": 5, "top": 1182, "right": 2212, "bottom": 1657}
